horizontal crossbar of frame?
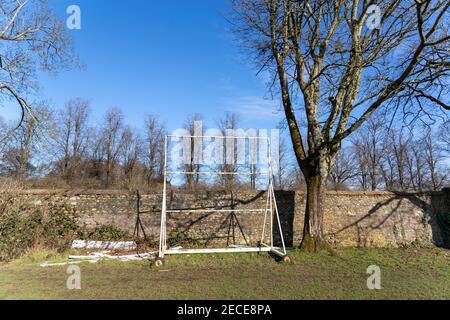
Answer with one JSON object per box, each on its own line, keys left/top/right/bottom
{"left": 166, "top": 171, "right": 270, "bottom": 176}
{"left": 166, "top": 209, "right": 267, "bottom": 213}
{"left": 164, "top": 247, "right": 286, "bottom": 258}
{"left": 167, "top": 135, "right": 270, "bottom": 141}
{"left": 165, "top": 247, "right": 266, "bottom": 255}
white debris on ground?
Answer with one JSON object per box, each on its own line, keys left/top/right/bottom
{"left": 69, "top": 252, "right": 154, "bottom": 261}
{"left": 40, "top": 260, "right": 99, "bottom": 267}
{"left": 40, "top": 251, "right": 156, "bottom": 268}
{"left": 39, "top": 240, "right": 154, "bottom": 267}
{"left": 71, "top": 240, "right": 137, "bottom": 250}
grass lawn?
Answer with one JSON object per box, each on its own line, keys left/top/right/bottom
{"left": 0, "top": 248, "right": 449, "bottom": 300}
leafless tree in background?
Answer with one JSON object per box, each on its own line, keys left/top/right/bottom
{"left": 330, "top": 147, "right": 357, "bottom": 190}
{"left": 422, "top": 130, "right": 447, "bottom": 190}
{"left": 102, "top": 108, "right": 124, "bottom": 188}
{"left": 284, "top": 166, "right": 306, "bottom": 190}
{"left": 357, "top": 125, "right": 450, "bottom": 192}
{"left": 87, "top": 127, "right": 105, "bottom": 183}
{"left": 1, "top": 102, "right": 447, "bottom": 191}
{"left": 143, "top": 115, "right": 166, "bottom": 186}
{"left": 120, "top": 126, "right": 143, "bottom": 190}
{"left": 389, "top": 128, "right": 411, "bottom": 191}
{"left": 0, "top": 0, "right": 77, "bottom": 126}
{"left": 217, "top": 112, "right": 241, "bottom": 191}
{"left": 441, "top": 121, "right": 450, "bottom": 153}
{"left": 56, "top": 99, "right": 90, "bottom": 181}
{"left": 0, "top": 117, "right": 12, "bottom": 154}
{"left": 231, "top": 0, "right": 450, "bottom": 251}
{"left": 183, "top": 113, "right": 204, "bottom": 189}
{"left": 369, "top": 128, "right": 409, "bottom": 191}
{"left": 351, "top": 116, "right": 385, "bottom": 191}
{"left": 275, "top": 137, "right": 292, "bottom": 190}
{"left": 0, "top": 105, "right": 54, "bottom": 179}
{"left": 405, "top": 138, "right": 425, "bottom": 192}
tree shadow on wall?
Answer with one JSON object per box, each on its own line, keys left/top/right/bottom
{"left": 332, "top": 192, "right": 447, "bottom": 248}
{"left": 166, "top": 191, "right": 265, "bottom": 247}
{"left": 272, "top": 191, "right": 295, "bottom": 248}
{"left": 165, "top": 190, "right": 295, "bottom": 249}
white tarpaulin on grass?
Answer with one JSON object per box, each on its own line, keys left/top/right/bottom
{"left": 40, "top": 252, "right": 155, "bottom": 268}
{"left": 71, "top": 240, "right": 137, "bottom": 250}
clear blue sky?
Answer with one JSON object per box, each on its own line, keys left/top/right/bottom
{"left": 13, "top": 0, "right": 283, "bottom": 132}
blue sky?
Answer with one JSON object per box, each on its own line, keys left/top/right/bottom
{"left": 2, "top": 0, "right": 283, "bottom": 132}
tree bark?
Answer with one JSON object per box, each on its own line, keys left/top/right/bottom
{"left": 300, "top": 172, "right": 329, "bottom": 252}
{"left": 298, "top": 153, "right": 333, "bottom": 253}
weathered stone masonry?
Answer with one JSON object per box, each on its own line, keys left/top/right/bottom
{"left": 11, "top": 189, "right": 450, "bottom": 248}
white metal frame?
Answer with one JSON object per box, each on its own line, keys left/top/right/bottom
{"left": 158, "top": 135, "right": 287, "bottom": 259}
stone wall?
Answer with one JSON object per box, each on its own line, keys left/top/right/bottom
{"left": 8, "top": 189, "right": 450, "bottom": 248}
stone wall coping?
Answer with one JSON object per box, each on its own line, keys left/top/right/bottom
{"left": 6, "top": 189, "right": 138, "bottom": 196}
{"left": 6, "top": 189, "right": 445, "bottom": 197}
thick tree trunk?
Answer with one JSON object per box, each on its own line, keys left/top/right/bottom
{"left": 300, "top": 173, "right": 329, "bottom": 252}
{"left": 299, "top": 154, "right": 333, "bottom": 253}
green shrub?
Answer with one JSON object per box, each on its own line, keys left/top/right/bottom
{"left": 79, "top": 225, "right": 129, "bottom": 241}
{"left": 167, "top": 230, "right": 201, "bottom": 248}
{"left": 43, "top": 203, "right": 79, "bottom": 252}
{"left": 0, "top": 196, "right": 135, "bottom": 262}
{"left": 0, "top": 199, "right": 80, "bottom": 262}
{"left": 0, "top": 202, "right": 43, "bottom": 261}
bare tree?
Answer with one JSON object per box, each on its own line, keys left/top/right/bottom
{"left": 377, "top": 128, "right": 408, "bottom": 191}
{"left": 86, "top": 127, "right": 104, "bottom": 182}
{"left": 390, "top": 129, "right": 411, "bottom": 191}
{"left": 143, "top": 114, "right": 166, "bottom": 186}
{"left": 441, "top": 121, "right": 450, "bottom": 153}
{"left": 120, "top": 126, "right": 142, "bottom": 190}
{"left": 351, "top": 116, "right": 385, "bottom": 190}
{"left": 183, "top": 113, "right": 203, "bottom": 189}
{"left": 276, "top": 137, "right": 293, "bottom": 190}
{"left": 102, "top": 108, "right": 124, "bottom": 188}
{"left": 422, "top": 130, "right": 447, "bottom": 190}
{"left": 405, "top": 139, "right": 425, "bottom": 192}
{"left": 56, "top": 99, "right": 90, "bottom": 181}
{"left": 0, "top": 0, "right": 77, "bottom": 126}
{"left": 374, "top": 125, "right": 449, "bottom": 192}
{"left": 379, "top": 139, "right": 396, "bottom": 191}
{"left": 1, "top": 105, "right": 54, "bottom": 179}
{"left": 231, "top": 0, "right": 450, "bottom": 251}
{"left": 217, "top": 112, "right": 240, "bottom": 191}
{"left": 330, "top": 147, "right": 357, "bottom": 190}
{"left": 284, "top": 166, "right": 306, "bottom": 190}
{"left": 0, "top": 116, "right": 13, "bottom": 155}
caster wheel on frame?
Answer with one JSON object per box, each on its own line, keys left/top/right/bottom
{"left": 154, "top": 258, "right": 164, "bottom": 267}
{"left": 282, "top": 255, "right": 293, "bottom": 264}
